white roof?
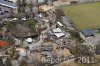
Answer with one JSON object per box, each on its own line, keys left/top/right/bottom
{"left": 53, "top": 28, "right": 65, "bottom": 38}
{"left": 22, "top": 17, "right": 26, "bottom": 20}
{"left": 53, "top": 28, "right": 62, "bottom": 33}
{"left": 57, "top": 22, "right": 63, "bottom": 26}
{"left": 54, "top": 33, "right": 65, "bottom": 38}
{"left": 12, "top": 18, "right": 18, "bottom": 20}
{"left": 26, "top": 38, "right": 33, "bottom": 42}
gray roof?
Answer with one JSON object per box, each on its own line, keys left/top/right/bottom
{"left": 81, "top": 29, "right": 94, "bottom": 36}
{"left": 0, "top": 0, "right": 17, "bottom": 8}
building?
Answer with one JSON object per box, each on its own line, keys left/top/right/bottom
{"left": 82, "top": 29, "right": 94, "bottom": 37}
{"left": 52, "top": 28, "right": 65, "bottom": 38}
{"left": 79, "top": 29, "right": 94, "bottom": 40}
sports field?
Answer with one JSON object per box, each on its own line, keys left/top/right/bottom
{"left": 62, "top": 2, "right": 100, "bottom": 30}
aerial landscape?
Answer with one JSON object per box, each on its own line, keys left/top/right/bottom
{"left": 0, "top": 0, "right": 100, "bottom": 66}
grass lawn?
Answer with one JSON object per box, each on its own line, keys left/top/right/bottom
{"left": 61, "top": 2, "right": 100, "bottom": 30}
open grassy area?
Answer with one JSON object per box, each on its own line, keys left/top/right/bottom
{"left": 62, "top": 2, "right": 100, "bottom": 30}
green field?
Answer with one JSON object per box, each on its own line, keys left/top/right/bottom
{"left": 62, "top": 2, "right": 100, "bottom": 30}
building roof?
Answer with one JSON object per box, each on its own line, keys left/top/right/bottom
{"left": 53, "top": 28, "right": 62, "bottom": 33}
{"left": 52, "top": 28, "right": 65, "bottom": 38}
{"left": 0, "top": 40, "right": 9, "bottom": 47}
{"left": 0, "top": 0, "right": 17, "bottom": 8}
{"left": 54, "top": 33, "right": 65, "bottom": 38}
{"left": 81, "top": 29, "right": 94, "bottom": 36}
{"left": 57, "top": 22, "right": 63, "bottom": 27}
{"left": 26, "top": 38, "right": 33, "bottom": 43}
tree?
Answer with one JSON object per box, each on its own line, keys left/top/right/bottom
{"left": 17, "top": 0, "right": 21, "bottom": 13}
{"left": 17, "top": 0, "right": 27, "bottom": 13}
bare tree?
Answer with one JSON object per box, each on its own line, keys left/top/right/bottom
{"left": 17, "top": 0, "right": 27, "bottom": 13}
{"left": 17, "top": 0, "right": 21, "bottom": 13}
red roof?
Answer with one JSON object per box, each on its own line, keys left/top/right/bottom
{"left": 0, "top": 40, "right": 9, "bottom": 47}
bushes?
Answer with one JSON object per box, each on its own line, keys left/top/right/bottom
{"left": 26, "top": 18, "right": 36, "bottom": 30}
{"left": 6, "top": 21, "right": 13, "bottom": 31}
